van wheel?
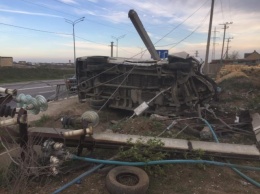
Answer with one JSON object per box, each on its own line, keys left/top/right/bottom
{"left": 89, "top": 98, "right": 107, "bottom": 110}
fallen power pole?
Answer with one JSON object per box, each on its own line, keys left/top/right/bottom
{"left": 28, "top": 127, "right": 260, "bottom": 160}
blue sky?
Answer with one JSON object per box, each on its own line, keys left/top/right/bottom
{"left": 0, "top": 0, "right": 259, "bottom": 63}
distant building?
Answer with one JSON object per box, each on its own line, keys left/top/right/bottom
{"left": 18, "top": 61, "right": 27, "bottom": 64}
{"left": 0, "top": 57, "right": 13, "bottom": 67}
{"left": 211, "top": 50, "right": 260, "bottom": 66}
{"left": 244, "top": 50, "right": 260, "bottom": 60}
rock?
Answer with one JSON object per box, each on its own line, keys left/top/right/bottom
{"left": 110, "top": 120, "right": 118, "bottom": 124}
{"left": 150, "top": 114, "right": 169, "bottom": 121}
{"left": 104, "top": 129, "right": 113, "bottom": 133}
{"left": 200, "top": 126, "right": 213, "bottom": 140}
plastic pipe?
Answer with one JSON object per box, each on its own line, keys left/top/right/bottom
{"left": 199, "top": 118, "right": 260, "bottom": 188}
{"left": 71, "top": 155, "right": 260, "bottom": 171}
{"left": 52, "top": 163, "right": 104, "bottom": 194}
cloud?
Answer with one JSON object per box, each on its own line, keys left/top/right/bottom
{"left": 0, "top": 16, "right": 13, "bottom": 23}
{"left": 72, "top": 8, "right": 97, "bottom": 16}
{"left": 100, "top": 11, "right": 129, "bottom": 23}
{"left": 58, "top": 0, "right": 78, "bottom": 4}
{"left": 87, "top": 0, "right": 99, "bottom": 3}
{"left": 0, "top": 8, "right": 63, "bottom": 18}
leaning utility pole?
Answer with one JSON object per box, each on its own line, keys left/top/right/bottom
{"left": 225, "top": 37, "right": 233, "bottom": 59}
{"left": 220, "top": 22, "right": 232, "bottom": 62}
{"left": 211, "top": 27, "right": 219, "bottom": 60}
{"left": 110, "top": 42, "right": 114, "bottom": 57}
{"left": 204, "top": 0, "right": 215, "bottom": 74}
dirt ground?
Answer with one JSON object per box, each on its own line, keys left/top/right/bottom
{"left": 1, "top": 67, "right": 260, "bottom": 193}
{"left": 9, "top": 99, "right": 260, "bottom": 193}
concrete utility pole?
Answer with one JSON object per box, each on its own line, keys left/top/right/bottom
{"left": 204, "top": 0, "right": 215, "bottom": 74}
{"left": 112, "top": 34, "right": 126, "bottom": 57}
{"left": 65, "top": 17, "right": 85, "bottom": 66}
{"left": 195, "top": 50, "right": 199, "bottom": 57}
{"left": 211, "top": 27, "right": 219, "bottom": 60}
{"left": 110, "top": 42, "right": 114, "bottom": 57}
{"left": 225, "top": 37, "right": 233, "bottom": 59}
{"left": 220, "top": 22, "right": 232, "bottom": 62}
{"left": 128, "top": 9, "right": 160, "bottom": 61}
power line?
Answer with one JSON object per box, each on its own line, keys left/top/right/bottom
{"left": 20, "top": 0, "right": 77, "bottom": 19}
{"left": 24, "top": 0, "right": 211, "bottom": 51}
{"left": 0, "top": 22, "right": 71, "bottom": 35}
{"left": 75, "top": 36, "right": 108, "bottom": 47}
{"left": 219, "top": 0, "right": 224, "bottom": 22}
{"left": 21, "top": 0, "right": 135, "bottom": 34}
{"left": 55, "top": 0, "right": 210, "bottom": 48}
{"left": 228, "top": 0, "right": 233, "bottom": 22}
{"left": 153, "top": 0, "right": 209, "bottom": 46}
{"left": 0, "top": 22, "right": 110, "bottom": 47}
{"left": 157, "top": 10, "right": 210, "bottom": 49}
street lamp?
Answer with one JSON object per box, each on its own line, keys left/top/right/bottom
{"left": 65, "top": 17, "right": 85, "bottom": 66}
{"left": 112, "top": 34, "right": 126, "bottom": 57}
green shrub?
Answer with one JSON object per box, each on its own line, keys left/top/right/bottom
{"left": 118, "top": 138, "right": 168, "bottom": 175}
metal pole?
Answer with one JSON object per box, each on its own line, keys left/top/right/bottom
{"left": 73, "top": 24, "right": 76, "bottom": 66}
{"left": 220, "top": 22, "right": 232, "bottom": 65}
{"left": 110, "top": 42, "right": 114, "bottom": 57}
{"left": 112, "top": 34, "right": 126, "bottom": 57}
{"left": 117, "top": 39, "right": 119, "bottom": 57}
{"left": 204, "top": 0, "right": 215, "bottom": 74}
{"left": 221, "top": 25, "right": 227, "bottom": 60}
{"left": 65, "top": 17, "right": 85, "bottom": 66}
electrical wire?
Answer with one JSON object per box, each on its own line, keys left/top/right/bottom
{"left": 20, "top": 0, "right": 78, "bottom": 19}
{"left": 0, "top": 22, "right": 111, "bottom": 48}
{"left": 219, "top": 0, "right": 225, "bottom": 23}
{"left": 97, "top": 65, "right": 136, "bottom": 113}
{"left": 0, "top": 22, "right": 71, "bottom": 35}
{"left": 53, "top": 0, "right": 211, "bottom": 50}
{"left": 157, "top": 10, "right": 210, "bottom": 49}
{"left": 75, "top": 35, "right": 108, "bottom": 47}
{"left": 20, "top": 0, "right": 135, "bottom": 34}
{"left": 153, "top": 0, "right": 209, "bottom": 46}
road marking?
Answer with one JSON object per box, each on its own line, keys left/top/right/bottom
{"left": 18, "top": 85, "right": 55, "bottom": 91}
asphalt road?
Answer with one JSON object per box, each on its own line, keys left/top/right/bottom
{"left": 0, "top": 79, "right": 70, "bottom": 107}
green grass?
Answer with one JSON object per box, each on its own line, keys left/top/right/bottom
{"left": 32, "top": 114, "right": 51, "bottom": 127}
{"left": 0, "top": 66, "right": 75, "bottom": 83}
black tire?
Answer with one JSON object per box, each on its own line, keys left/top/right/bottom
{"left": 90, "top": 98, "right": 106, "bottom": 106}
{"left": 106, "top": 166, "right": 149, "bottom": 194}
{"left": 88, "top": 98, "right": 105, "bottom": 110}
